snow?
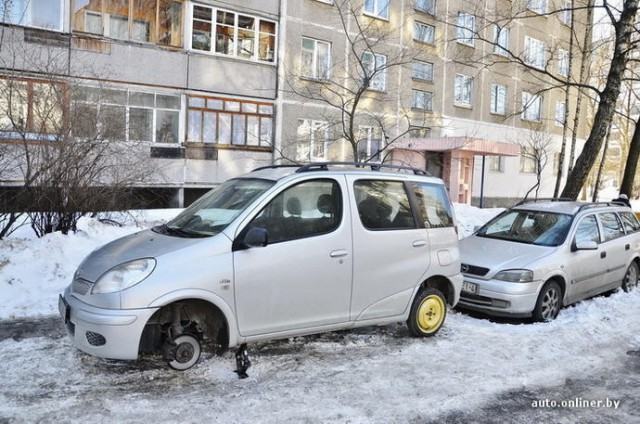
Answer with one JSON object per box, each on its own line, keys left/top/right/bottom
{"left": 1, "top": 204, "right": 639, "bottom": 423}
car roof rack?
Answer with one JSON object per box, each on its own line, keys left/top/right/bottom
{"left": 514, "top": 197, "right": 574, "bottom": 206}
{"left": 577, "top": 202, "right": 627, "bottom": 212}
{"left": 251, "top": 164, "right": 301, "bottom": 172}
{"left": 295, "top": 162, "right": 431, "bottom": 176}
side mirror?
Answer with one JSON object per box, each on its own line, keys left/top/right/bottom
{"left": 244, "top": 227, "right": 268, "bottom": 248}
{"left": 573, "top": 240, "right": 598, "bottom": 251}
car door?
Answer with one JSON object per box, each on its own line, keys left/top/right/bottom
{"left": 347, "top": 177, "right": 430, "bottom": 321}
{"left": 233, "top": 177, "right": 352, "bottom": 337}
{"left": 565, "top": 214, "right": 606, "bottom": 303}
{"left": 597, "top": 211, "right": 629, "bottom": 287}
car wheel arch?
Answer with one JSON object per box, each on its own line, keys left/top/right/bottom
{"left": 420, "top": 275, "right": 455, "bottom": 306}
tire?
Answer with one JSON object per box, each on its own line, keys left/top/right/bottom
{"left": 532, "top": 280, "right": 562, "bottom": 322}
{"left": 407, "top": 288, "right": 447, "bottom": 337}
{"left": 167, "top": 334, "right": 201, "bottom": 371}
{"left": 622, "top": 262, "right": 639, "bottom": 293}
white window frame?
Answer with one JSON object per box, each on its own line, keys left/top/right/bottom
{"left": 454, "top": 74, "right": 473, "bottom": 107}
{"left": 488, "top": 156, "right": 504, "bottom": 172}
{"left": 415, "top": 0, "right": 435, "bottom": 15}
{"left": 526, "top": 0, "right": 548, "bottom": 14}
{"left": 560, "top": 0, "right": 572, "bottom": 25}
{"left": 297, "top": 119, "right": 329, "bottom": 161}
{"left": 364, "top": 0, "right": 390, "bottom": 19}
{"left": 456, "top": 12, "right": 475, "bottom": 46}
{"left": 493, "top": 25, "right": 509, "bottom": 56}
{"left": 414, "top": 22, "right": 435, "bottom": 44}
{"left": 358, "top": 126, "right": 383, "bottom": 162}
{"left": 412, "top": 60, "right": 434, "bottom": 81}
{"left": 412, "top": 90, "right": 433, "bottom": 111}
{"left": 555, "top": 101, "right": 566, "bottom": 126}
{"left": 522, "top": 91, "right": 542, "bottom": 122}
{"left": 362, "top": 51, "right": 387, "bottom": 91}
{"left": 557, "top": 49, "right": 570, "bottom": 77}
{"left": 301, "top": 37, "right": 332, "bottom": 80}
{"left": 490, "top": 84, "right": 507, "bottom": 115}
{"left": 524, "top": 36, "right": 546, "bottom": 70}
{"left": 0, "top": 0, "right": 63, "bottom": 31}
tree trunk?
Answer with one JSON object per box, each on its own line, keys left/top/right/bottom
{"left": 619, "top": 116, "right": 640, "bottom": 196}
{"left": 561, "top": 0, "right": 639, "bottom": 199}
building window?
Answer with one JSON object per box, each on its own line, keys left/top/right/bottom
{"left": 296, "top": 119, "right": 329, "bottom": 161}
{"left": 0, "top": 0, "right": 63, "bottom": 31}
{"left": 456, "top": 12, "right": 475, "bottom": 46}
{"left": 0, "top": 79, "right": 64, "bottom": 136}
{"left": 415, "top": 0, "right": 435, "bottom": 15}
{"left": 493, "top": 25, "right": 509, "bottom": 56}
{"left": 454, "top": 74, "right": 473, "bottom": 107}
{"left": 557, "top": 49, "right": 570, "bottom": 77}
{"left": 73, "top": 0, "right": 185, "bottom": 47}
{"left": 555, "top": 101, "right": 566, "bottom": 126}
{"left": 412, "top": 60, "right": 434, "bottom": 81}
{"left": 362, "top": 52, "right": 387, "bottom": 91}
{"left": 522, "top": 92, "right": 542, "bottom": 122}
{"left": 559, "top": 0, "right": 572, "bottom": 25}
{"left": 189, "top": 4, "right": 276, "bottom": 62}
{"left": 412, "top": 90, "right": 433, "bottom": 111}
{"left": 490, "top": 84, "right": 507, "bottom": 115}
{"left": 71, "top": 86, "right": 181, "bottom": 143}
{"left": 187, "top": 95, "right": 273, "bottom": 147}
{"left": 301, "top": 37, "right": 331, "bottom": 80}
{"left": 520, "top": 148, "right": 538, "bottom": 173}
{"left": 524, "top": 36, "right": 546, "bottom": 70}
{"left": 364, "top": 0, "right": 389, "bottom": 19}
{"left": 414, "top": 22, "right": 435, "bottom": 44}
{"left": 487, "top": 156, "right": 504, "bottom": 172}
{"left": 526, "top": 0, "right": 548, "bottom": 14}
{"left": 358, "top": 126, "right": 383, "bottom": 162}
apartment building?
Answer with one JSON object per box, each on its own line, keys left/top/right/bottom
{"left": 0, "top": 0, "right": 590, "bottom": 208}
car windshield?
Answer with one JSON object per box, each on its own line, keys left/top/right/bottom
{"left": 476, "top": 209, "right": 573, "bottom": 246}
{"left": 155, "top": 178, "right": 275, "bottom": 237}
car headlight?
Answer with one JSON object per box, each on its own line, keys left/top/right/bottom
{"left": 92, "top": 258, "right": 156, "bottom": 294}
{"left": 494, "top": 269, "right": 534, "bottom": 283}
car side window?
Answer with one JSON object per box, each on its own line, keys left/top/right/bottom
{"left": 411, "top": 182, "right": 454, "bottom": 228}
{"left": 574, "top": 215, "right": 600, "bottom": 245}
{"left": 599, "top": 212, "right": 625, "bottom": 241}
{"left": 354, "top": 180, "right": 416, "bottom": 230}
{"left": 619, "top": 211, "right": 640, "bottom": 234}
{"left": 246, "top": 179, "right": 342, "bottom": 243}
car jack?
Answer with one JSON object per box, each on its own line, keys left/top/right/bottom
{"left": 234, "top": 343, "right": 251, "bottom": 379}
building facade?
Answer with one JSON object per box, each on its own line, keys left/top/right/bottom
{"left": 0, "top": 0, "right": 591, "bottom": 208}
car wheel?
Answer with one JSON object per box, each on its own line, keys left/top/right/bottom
{"left": 533, "top": 280, "right": 562, "bottom": 322}
{"left": 167, "top": 334, "right": 201, "bottom": 371}
{"left": 622, "top": 262, "right": 639, "bottom": 292}
{"left": 407, "top": 288, "right": 447, "bottom": 337}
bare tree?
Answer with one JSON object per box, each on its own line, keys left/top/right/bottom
{"left": 516, "top": 131, "right": 553, "bottom": 200}
{"left": 0, "top": 26, "right": 159, "bottom": 237}
{"left": 281, "top": 0, "right": 434, "bottom": 163}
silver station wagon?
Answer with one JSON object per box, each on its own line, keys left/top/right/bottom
{"left": 458, "top": 200, "right": 640, "bottom": 321}
{"left": 59, "top": 163, "right": 463, "bottom": 370}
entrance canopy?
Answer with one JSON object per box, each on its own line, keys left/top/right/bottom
{"left": 393, "top": 137, "right": 520, "bottom": 156}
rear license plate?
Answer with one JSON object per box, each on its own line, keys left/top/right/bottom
{"left": 462, "top": 281, "right": 478, "bottom": 295}
{"left": 58, "top": 294, "right": 69, "bottom": 323}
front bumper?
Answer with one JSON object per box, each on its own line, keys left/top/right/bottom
{"left": 456, "top": 275, "right": 543, "bottom": 318}
{"left": 59, "top": 286, "right": 158, "bottom": 360}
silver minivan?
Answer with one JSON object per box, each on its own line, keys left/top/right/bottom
{"left": 59, "top": 163, "right": 462, "bottom": 370}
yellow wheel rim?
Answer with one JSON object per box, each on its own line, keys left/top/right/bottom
{"left": 417, "top": 295, "right": 445, "bottom": 334}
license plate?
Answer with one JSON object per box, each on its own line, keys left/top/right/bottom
{"left": 462, "top": 281, "right": 478, "bottom": 295}
{"left": 58, "top": 294, "right": 69, "bottom": 324}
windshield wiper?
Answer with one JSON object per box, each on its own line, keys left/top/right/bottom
{"left": 154, "top": 224, "right": 209, "bottom": 238}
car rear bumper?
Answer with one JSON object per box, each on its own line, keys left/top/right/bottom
{"left": 59, "top": 287, "right": 158, "bottom": 360}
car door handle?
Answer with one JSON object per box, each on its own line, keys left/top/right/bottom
{"left": 330, "top": 250, "right": 349, "bottom": 258}
{"left": 412, "top": 240, "right": 427, "bottom": 247}
{"left": 626, "top": 244, "right": 630, "bottom": 251}
{"left": 601, "top": 251, "right": 607, "bottom": 259}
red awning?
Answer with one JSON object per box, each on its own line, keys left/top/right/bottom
{"left": 393, "top": 137, "right": 520, "bottom": 156}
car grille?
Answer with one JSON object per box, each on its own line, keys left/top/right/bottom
{"left": 86, "top": 331, "right": 106, "bottom": 347}
{"left": 460, "top": 292, "right": 510, "bottom": 309}
{"left": 72, "top": 278, "right": 93, "bottom": 295}
{"left": 460, "top": 263, "right": 489, "bottom": 277}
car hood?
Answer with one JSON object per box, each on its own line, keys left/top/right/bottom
{"left": 75, "top": 228, "right": 206, "bottom": 282}
{"left": 459, "top": 235, "right": 556, "bottom": 277}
